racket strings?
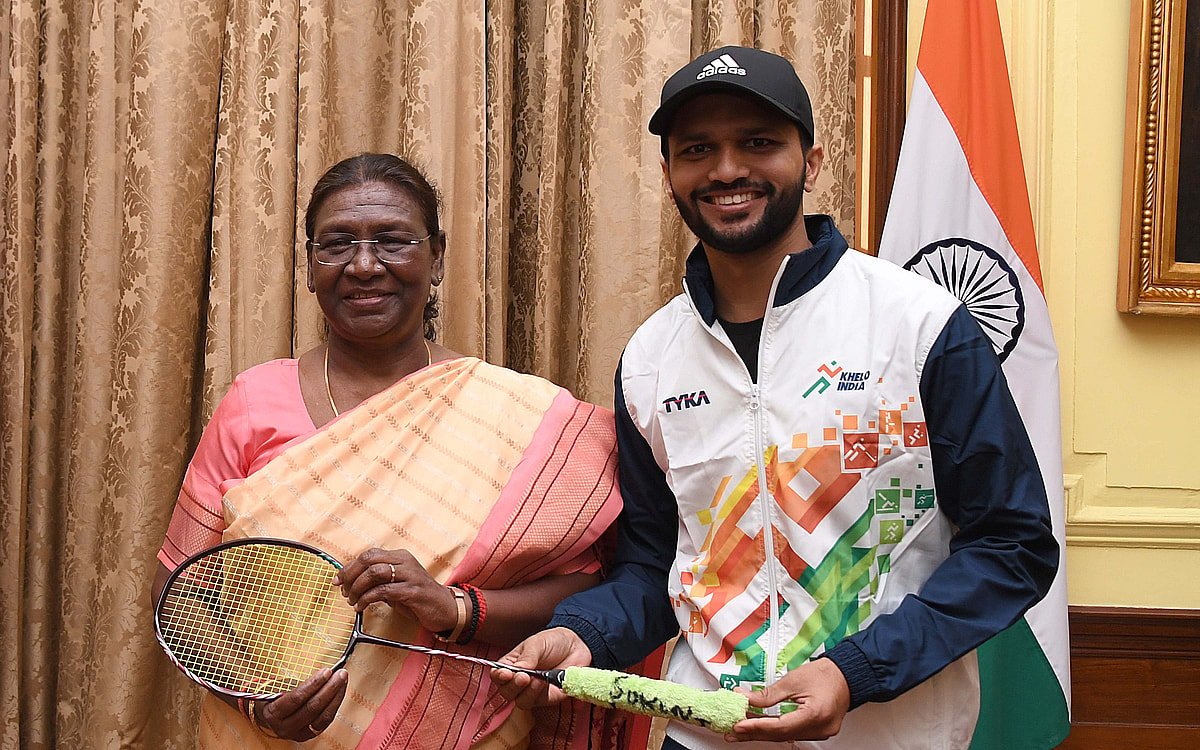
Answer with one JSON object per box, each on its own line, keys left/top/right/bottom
{"left": 158, "top": 543, "right": 356, "bottom": 695}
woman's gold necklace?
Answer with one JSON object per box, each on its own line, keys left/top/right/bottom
{"left": 324, "top": 340, "right": 432, "bottom": 418}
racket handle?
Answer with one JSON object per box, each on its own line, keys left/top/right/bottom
{"left": 533, "top": 668, "right": 566, "bottom": 688}
{"left": 746, "top": 700, "right": 800, "bottom": 716}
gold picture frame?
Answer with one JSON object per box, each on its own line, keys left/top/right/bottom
{"left": 1118, "top": 0, "right": 1200, "bottom": 315}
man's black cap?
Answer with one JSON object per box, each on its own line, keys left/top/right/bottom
{"left": 648, "top": 46, "right": 814, "bottom": 143}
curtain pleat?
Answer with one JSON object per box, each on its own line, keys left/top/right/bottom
{"left": 1, "top": 1, "right": 40, "bottom": 744}
{"left": 207, "top": 0, "right": 299, "bottom": 407}
{"left": 0, "top": 2, "right": 854, "bottom": 747}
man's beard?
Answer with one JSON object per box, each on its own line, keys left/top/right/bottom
{"left": 674, "top": 175, "right": 805, "bottom": 255}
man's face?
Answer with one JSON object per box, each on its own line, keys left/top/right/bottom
{"left": 664, "top": 92, "right": 821, "bottom": 256}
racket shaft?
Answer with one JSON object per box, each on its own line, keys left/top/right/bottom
{"left": 352, "top": 632, "right": 564, "bottom": 686}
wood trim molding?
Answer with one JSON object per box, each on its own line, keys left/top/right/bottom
{"left": 1070, "top": 605, "right": 1200, "bottom": 659}
{"left": 869, "top": 0, "right": 907, "bottom": 255}
{"left": 1062, "top": 606, "right": 1200, "bottom": 748}
{"left": 855, "top": 0, "right": 907, "bottom": 256}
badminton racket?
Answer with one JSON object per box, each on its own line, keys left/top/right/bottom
{"left": 153, "top": 537, "right": 565, "bottom": 699}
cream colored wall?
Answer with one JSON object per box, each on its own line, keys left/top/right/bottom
{"left": 907, "top": 0, "right": 1200, "bottom": 608}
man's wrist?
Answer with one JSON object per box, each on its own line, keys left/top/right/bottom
{"left": 546, "top": 613, "right": 612, "bottom": 669}
{"left": 820, "top": 640, "right": 878, "bottom": 710}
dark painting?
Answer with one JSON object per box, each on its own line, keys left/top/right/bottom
{"left": 1175, "top": 0, "right": 1200, "bottom": 263}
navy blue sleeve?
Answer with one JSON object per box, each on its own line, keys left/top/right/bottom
{"left": 823, "top": 305, "right": 1058, "bottom": 708}
{"left": 547, "top": 360, "right": 681, "bottom": 669}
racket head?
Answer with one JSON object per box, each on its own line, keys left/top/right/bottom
{"left": 154, "top": 537, "right": 359, "bottom": 699}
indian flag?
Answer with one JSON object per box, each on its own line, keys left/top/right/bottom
{"left": 876, "top": 0, "right": 1071, "bottom": 747}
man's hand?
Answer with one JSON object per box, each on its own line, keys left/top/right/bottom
{"left": 726, "top": 657, "right": 851, "bottom": 743}
{"left": 490, "top": 627, "right": 592, "bottom": 709}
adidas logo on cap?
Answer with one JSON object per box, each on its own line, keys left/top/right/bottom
{"left": 696, "top": 53, "right": 746, "bottom": 80}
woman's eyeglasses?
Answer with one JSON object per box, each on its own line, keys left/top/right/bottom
{"left": 311, "top": 233, "right": 431, "bottom": 266}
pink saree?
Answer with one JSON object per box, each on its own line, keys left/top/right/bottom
{"left": 161, "top": 357, "right": 632, "bottom": 749}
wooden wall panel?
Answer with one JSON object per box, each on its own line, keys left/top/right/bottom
{"left": 1058, "top": 606, "right": 1200, "bottom": 749}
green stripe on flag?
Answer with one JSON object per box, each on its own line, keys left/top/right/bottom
{"left": 969, "top": 617, "right": 1070, "bottom": 749}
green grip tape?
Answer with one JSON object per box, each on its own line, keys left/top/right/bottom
{"left": 560, "top": 666, "right": 749, "bottom": 734}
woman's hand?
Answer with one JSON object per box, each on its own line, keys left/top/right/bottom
{"left": 333, "top": 548, "right": 458, "bottom": 633}
{"left": 333, "top": 549, "right": 601, "bottom": 650}
{"left": 253, "top": 668, "right": 348, "bottom": 741}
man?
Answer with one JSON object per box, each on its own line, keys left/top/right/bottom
{"left": 493, "top": 46, "right": 1057, "bottom": 749}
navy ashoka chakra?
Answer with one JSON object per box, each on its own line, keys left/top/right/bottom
{"left": 903, "top": 238, "right": 1025, "bottom": 362}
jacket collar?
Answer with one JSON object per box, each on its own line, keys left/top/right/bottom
{"left": 682, "top": 214, "right": 849, "bottom": 326}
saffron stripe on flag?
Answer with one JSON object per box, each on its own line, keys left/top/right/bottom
{"left": 916, "top": 0, "right": 1042, "bottom": 291}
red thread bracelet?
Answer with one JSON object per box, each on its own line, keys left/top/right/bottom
{"left": 472, "top": 586, "right": 487, "bottom": 629}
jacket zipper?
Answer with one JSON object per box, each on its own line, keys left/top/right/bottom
{"left": 750, "top": 383, "right": 780, "bottom": 688}
{"left": 683, "top": 272, "right": 787, "bottom": 690}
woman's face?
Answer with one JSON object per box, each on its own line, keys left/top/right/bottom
{"left": 307, "top": 181, "right": 445, "bottom": 350}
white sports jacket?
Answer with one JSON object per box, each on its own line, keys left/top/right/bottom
{"left": 551, "top": 216, "right": 1057, "bottom": 749}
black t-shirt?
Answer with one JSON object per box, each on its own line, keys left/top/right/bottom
{"left": 718, "top": 317, "right": 764, "bottom": 383}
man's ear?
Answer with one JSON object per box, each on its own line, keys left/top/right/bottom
{"left": 803, "top": 144, "right": 825, "bottom": 192}
{"left": 661, "top": 157, "right": 674, "bottom": 201}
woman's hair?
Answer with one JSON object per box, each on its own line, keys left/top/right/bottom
{"left": 305, "top": 153, "right": 442, "bottom": 340}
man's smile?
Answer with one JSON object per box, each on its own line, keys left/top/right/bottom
{"left": 705, "top": 191, "right": 760, "bottom": 207}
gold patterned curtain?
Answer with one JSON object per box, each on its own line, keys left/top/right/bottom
{"left": 0, "top": 1, "right": 853, "bottom": 748}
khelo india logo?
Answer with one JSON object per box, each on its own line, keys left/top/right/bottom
{"left": 803, "top": 362, "right": 871, "bottom": 398}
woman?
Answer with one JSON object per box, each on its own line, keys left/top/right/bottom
{"left": 152, "top": 153, "right": 624, "bottom": 749}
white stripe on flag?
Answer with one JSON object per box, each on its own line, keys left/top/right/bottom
{"left": 879, "top": 70, "right": 1070, "bottom": 750}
